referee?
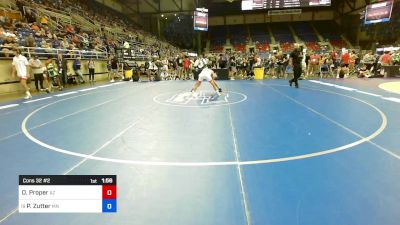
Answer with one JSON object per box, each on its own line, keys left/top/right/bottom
{"left": 289, "top": 44, "right": 303, "bottom": 88}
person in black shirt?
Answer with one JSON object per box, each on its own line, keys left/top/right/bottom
{"left": 110, "top": 56, "right": 120, "bottom": 82}
{"left": 218, "top": 54, "right": 228, "bottom": 69}
{"left": 56, "top": 53, "right": 67, "bottom": 86}
{"left": 289, "top": 45, "right": 303, "bottom": 88}
{"left": 176, "top": 54, "right": 184, "bottom": 80}
{"left": 228, "top": 56, "right": 237, "bottom": 79}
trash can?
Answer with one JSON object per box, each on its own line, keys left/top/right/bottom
{"left": 124, "top": 69, "right": 133, "bottom": 79}
{"left": 254, "top": 67, "right": 264, "bottom": 80}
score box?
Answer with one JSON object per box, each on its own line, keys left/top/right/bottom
{"left": 19, "top": 175, "right": 117, "bottom": 213}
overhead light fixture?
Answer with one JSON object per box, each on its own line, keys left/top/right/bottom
{"left": 161, "top": 14, "right": 164, "bottom": 17}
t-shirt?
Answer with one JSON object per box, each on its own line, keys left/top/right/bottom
{"left": 40, "top": 16, "right": 48, "bottom": 25}
{"left": 73, "top": 59, "right": 81, "bottom": 70}
{"left": 47, "top": 62, "right": 58, "bottom": 77}
{"left": 218, "top": 57, "right": 227, "bottom": 68}
{"left": 29, "top": 59, "right": 43, "bottom": 74}
{"left": 183, "top": 58, "right": 191, "bottom": 69}
{"left": 380, "top": 54, "right": 392, "bottom": 65}
{"left": 331, "top": 52, "right": 338, "bottom": 61}
{"left": 88, "top": 60, "right": 95, "bottom": 69}
{"left": 194, "top": 58, "right": 206, "bottom": 69}
{"left": 111, "top": 59, "right": 118, "bottom": 69}
{"left": 342, "top": 53, "right": 350, "bottom": 65}
{"left": 290, "top": 49, "right": 302, "bottom": 66}
{"left": 176, "top": 58, "right": 183, "bottom": 67}
{"left": 310, "top": 54, "right": 321, "bottom": 65}
{"left": 123, "top": 42, "right": 130, "bottom": 49}
{"left": 12, "top": 55, "right": 29, "bottom": 77}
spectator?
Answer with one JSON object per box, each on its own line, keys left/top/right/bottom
{"left": 88, "top": 58, "right": 95, "bottom": 83}
{"left": 109, "top": 55, "right": 120, "bottom": 82}
{"left": 52, "top": 37, "right": 61, "bottom": 48}
{"left": 308, "top": 51, "right": 321, "bottom": 76}
{"left": 31, "top": 22, "right": 40, "bottom": 31}
{"left": 61, "top": 37, "right": 69, "bottom": 49}
{"left": 56, "top": 53, "right": 68, "bottom": 86}
{"left": 342, "top": 50, "right": 350, "bottom": 68}
{"left": 29, "top": 54, "right": 47, "bottom": 92}
{"left": 66, "top": 24, "right": 74, "bottom": 34}
{"left": 2, "top": 35, "right": 17, "bottom": 57}
{"left": 45, "top": 55, "right": 63, "bottom": 91}
{"left": 183, "top": 56, "right": 191, "bottom": 80}
{"left": 363, "top": 51, "right": 375, "bottom": 70}
{"left": 26, "top": 34, "right": 36, "bottom": 48}
{"left": 73, "top": 56, "right": 85, "bottom": 83}
{"left": 218, "top": 54, "right": 228, "bottom": 69}
{"left": 40, "top": 16, "right": 48, "bottom": 26}
{"left": 176, "top": 54, "right": 184, "bottom": 79}
{"left": 380, "top": 51, "right": 392, "bottom": 66}
{"left": 123, "top": 41, "right": 130, "bottom": 49}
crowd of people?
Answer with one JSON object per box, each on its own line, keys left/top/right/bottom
{"left": 1, "top": 0, "right": 184, "bottom": 99}
{"left": 1, "top": 0, "right": 180, "bottom": 59}
{"left": 131, "top": 47, "right": 400, "bottom": 83}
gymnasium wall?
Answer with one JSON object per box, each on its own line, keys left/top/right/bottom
{"left": 0, "top": 59, "right": 109, "bottom": 94}
{"left": 95, "top": 0, "right": 123, "bottom": 13}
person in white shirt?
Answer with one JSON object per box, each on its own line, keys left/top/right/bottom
{"left": 194, "top": 55, "right": 208, "bottom": 70}
{"left": 147, "top": 60, "right": 158, "bottom": 81}
{"left": 193, "top": 55, "right": 208, "bottom": 79}
{"left": 253, "top": 54, "right": 262, "bottom": 68}
{"left": 160, "top": 58, "right": 169, "bottom": 80}
{"left": 191, "top": 67, "right": 222, "bottom": 96}
{"left": 29, "top": 54, "right": 48, "bottom": 93}
{"left": 12, "top": 49, "right": 32, "bottom": 99}
{"left": 88, "top": 58, "right": 95, "bottom": 83}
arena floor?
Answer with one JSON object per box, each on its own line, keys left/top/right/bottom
{"left": 0, "top": 78, "right": 400, "bottom": 225}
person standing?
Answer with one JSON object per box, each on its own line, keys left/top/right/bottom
{"left": 29, "top": 54, "right": 47, "bottom": 93}
{"left": 110, "top": 56, "right": 121, "bottom": 82}
{"left": 228, "top": 55, "right": 237, "bottom": 80}
{"left": 183, "top": 56, "right": 191, "bottom": 80}
{"left": 88, "top": 58, "right": 95, "bottom": 84}
{"left": 308, "top": 51, "right": 321, "bottom": 77}
{"left": 289, "top": 45, "right": 303, "bottom": 88}
{"left": 218, "top": 54, "right": 228, "bottom": 69}
{"left": 45, "top": 55, "right": 63, "bottom": 92}
{"left": 12, "top": 49, "right": 32, "bottom": 99}
{"left": 176, "top": 53, "right": 184, "bottom": 80}
{"left": 56, "top": 53, "right": 68, "bottom": 86}
{"left": 73, "top": 56, "right": 85, "bottom": 83}
{"left": 339, "top": 50, "right": 350, "bottom": 78}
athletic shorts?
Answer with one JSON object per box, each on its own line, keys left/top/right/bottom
{"left": 198, "top": 68, "right": 213, "bottom": 82}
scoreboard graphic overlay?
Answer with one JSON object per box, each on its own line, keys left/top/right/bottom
{"left": 19, "top": 175, "right": 117, "bottom": 213}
